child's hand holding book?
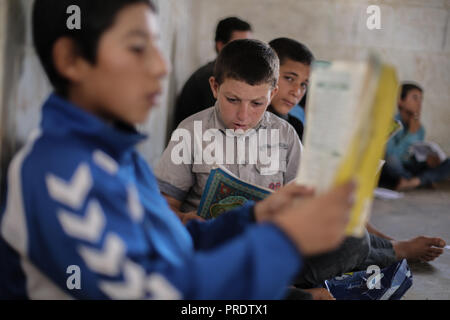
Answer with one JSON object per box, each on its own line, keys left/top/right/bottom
{"left": 255, "top": 181, "right": 356, "bottom": 256}
{"left": 253, "top": 184, "right": 315, "bottom": 223}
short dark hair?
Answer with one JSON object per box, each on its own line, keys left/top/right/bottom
{"left": 214, "top": 39, "right": 279, "bottom": 89}
{"left": 32, "top": 0, "right": 155, "bottom": 96}
{"left": 268, "top": 38, "right": 314, "bottom": 66}
{"left": 400, "top": 82, "right": 423, "bottom": 100}
{"left": 215, "top": 17, "right": 252, "bottom": 44}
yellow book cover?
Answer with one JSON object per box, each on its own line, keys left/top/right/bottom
{"left": 334, "top": 65, "right": 398, "bottom": 236}
{"left": 296, "top": 56, "right": 398, "bottom": 237}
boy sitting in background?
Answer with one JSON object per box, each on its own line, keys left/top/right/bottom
{"left": 381, "top": 83, "right": 450, "bottom": 190}
{"left": 267, "top": 37, "right": 314, "bottom": 141}
{"left": 157, "top": 38, "right": 367, "bottom": 300}
{"left": 156, "top": 39, "right": 302, "bottom": 221}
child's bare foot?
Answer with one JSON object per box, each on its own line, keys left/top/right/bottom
{"left": 392, "top": 236, "right": 446, "bottom": 262}
{"left": 396, "top": 177, "right": 421, "bottom": 191}
{"left": 303, "top": 288, "right": 335, "bottom": 300}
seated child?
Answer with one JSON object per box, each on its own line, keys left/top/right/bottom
{"left": 381, "top": 83, "right": 450, "bottom": 190}
{"left": 156, "top": 39, "right": 302, "bottom": 220}
{"left": 0, "top": 0, "right": 355, "bottom": 300}
{"left": 267, "top": 38, "right": 315, "bottom": 141}
{"left": 156, "top": 38, "right": 446, "bottom": 293}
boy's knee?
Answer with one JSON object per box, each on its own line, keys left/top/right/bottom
{"left": 360, "top": 230, "right": 371, "bottom": 261}
{"left": 343, "top": 232, "right": 370, "bottom": 265}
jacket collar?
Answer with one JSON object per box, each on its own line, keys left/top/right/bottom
{"left": 41, "top": 94, "right": 147, "bottom": 156}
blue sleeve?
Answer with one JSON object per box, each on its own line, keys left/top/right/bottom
{"left": 289, "top": 104, "right": 306, "bottom": 125}
{"left": 180, "top": 223, "right": 302, "bottom": 299}
{"left": 186, "top": 202, "right": 256, "bottom": 250}
{"left": 386, "top": 126, "right": 425, "bottom": 162}
{"left": 16, "top": 157, "right": 302, "bottom": 300}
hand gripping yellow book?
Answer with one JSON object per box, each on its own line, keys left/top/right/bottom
{"left": 296, "top": 55, "right": 398, "bottom": 237}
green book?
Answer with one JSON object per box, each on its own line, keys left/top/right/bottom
{"left": 197, "top": 166, "right": 272, "bottom": 219}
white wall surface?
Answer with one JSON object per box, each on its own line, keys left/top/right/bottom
{"left": 1, "top": 0, "right": 449, "bottom": 174}
{"left": 187, "top": 0, "right": 450, "bottom": 154}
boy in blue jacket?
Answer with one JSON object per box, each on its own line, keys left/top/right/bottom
{"left": 0, "top": 0, "right": 355, "bottom": 299}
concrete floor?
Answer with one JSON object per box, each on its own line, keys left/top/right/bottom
{"left": 369, "top": 182, "right": 450, "bottom": 300}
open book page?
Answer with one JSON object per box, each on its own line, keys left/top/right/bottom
{"left": 295, "top": 64, "right": 364, "bottom": 192}
{"left": 410, "top": 141, "right": 447, "bottom": 162}
{"left": 296, "top": 56, "right": 380, "bottom": 193}
{"left": 296, "top": 56, "right": 398, "bottom": 236}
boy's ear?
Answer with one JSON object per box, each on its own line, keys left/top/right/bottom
{"left": 215, "top": 41, "right": 226, "bottom": 54}
{"left": 209, "top": 76, "right": 219, "bottom": 99}
{"left": 52, "top": 37, "right": 89, "bottom": 84}
{"left": 269, "top": 85, "right": 279, "bottom": 102}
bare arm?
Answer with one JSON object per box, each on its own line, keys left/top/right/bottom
{"left": 162, "top": 193, "right": 204, "bottom": 224}
{"left": 366, "top": 223, "right": 394, "bottom": 241}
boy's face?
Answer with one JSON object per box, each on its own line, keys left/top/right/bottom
{"left": 270, "top": 59, "right": 310, "bottom": 115}
{"left": 68, "top": 4, "right": 168, "bottom": 124}
{"left": 398, "top": 89, "right": 423, "bottom": 124}
{"left": 209, "top": 77, "right": 278, "bottom": 131}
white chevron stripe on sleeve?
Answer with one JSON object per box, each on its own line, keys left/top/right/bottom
{"left": 99, "top": 260, "right": 146, "bottom": 299}
{"left": 57, "top": 199, "right": 106, "bottom": 243}
{"left": 46, "top": 163, "right": 93, "bottom": 210}
{"left": 78, "top": 233, "right": 125, "bottom": 277}
{"left": 1, "top": 129, "right": 42, "bottom": 255}
{"left": 127, "top": 184, "right": 144, "bottom": 222}
{"left": 93, "top": 150, "right": 118, "bottom": 175}
{"left": 21, "top": 258, "right": 73, "bottom": 300}
{"left": 147, "top": 273, "right": 181, "bottom": 300}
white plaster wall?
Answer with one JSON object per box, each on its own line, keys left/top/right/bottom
{"left": 139, "top": 0, "right": 198, "bottom": 166}
{"left": 0, "top": 0, "right": 7, "bottom": 191}
{"left": 0, "top": 0, "right": 35, "bottom": 193}
{"left": 0, "top": 0, "right": 7, "bottom": 130}
{"left": 1, "top": 0, "right": 449, "bottom": 172}
{"left": 12, "top": 0, "right": 51, "bottom": 144}
{"left": 187, "top": 0, "right": 450, "bottom": 154}
{"left": 0, "top": 0, "right": 197, "bottom": 170}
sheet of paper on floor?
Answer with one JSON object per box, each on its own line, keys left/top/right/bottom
{"left": 374, "top": 188, "right": 404, "bottom": 200}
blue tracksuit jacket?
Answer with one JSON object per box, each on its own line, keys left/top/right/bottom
{"left": 0, "top": 94, "right": 302, "bottom": 299}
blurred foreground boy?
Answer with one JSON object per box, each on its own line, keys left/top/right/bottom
{"left": 0, "top": 0, "right": 354, "bottom": 299}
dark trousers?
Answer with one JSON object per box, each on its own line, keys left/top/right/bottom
{"left": 379, "top": 156, "right": 450, "bottom": 189}
{"left": 293, "top": 231, "right": 397, "bottom": 289}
